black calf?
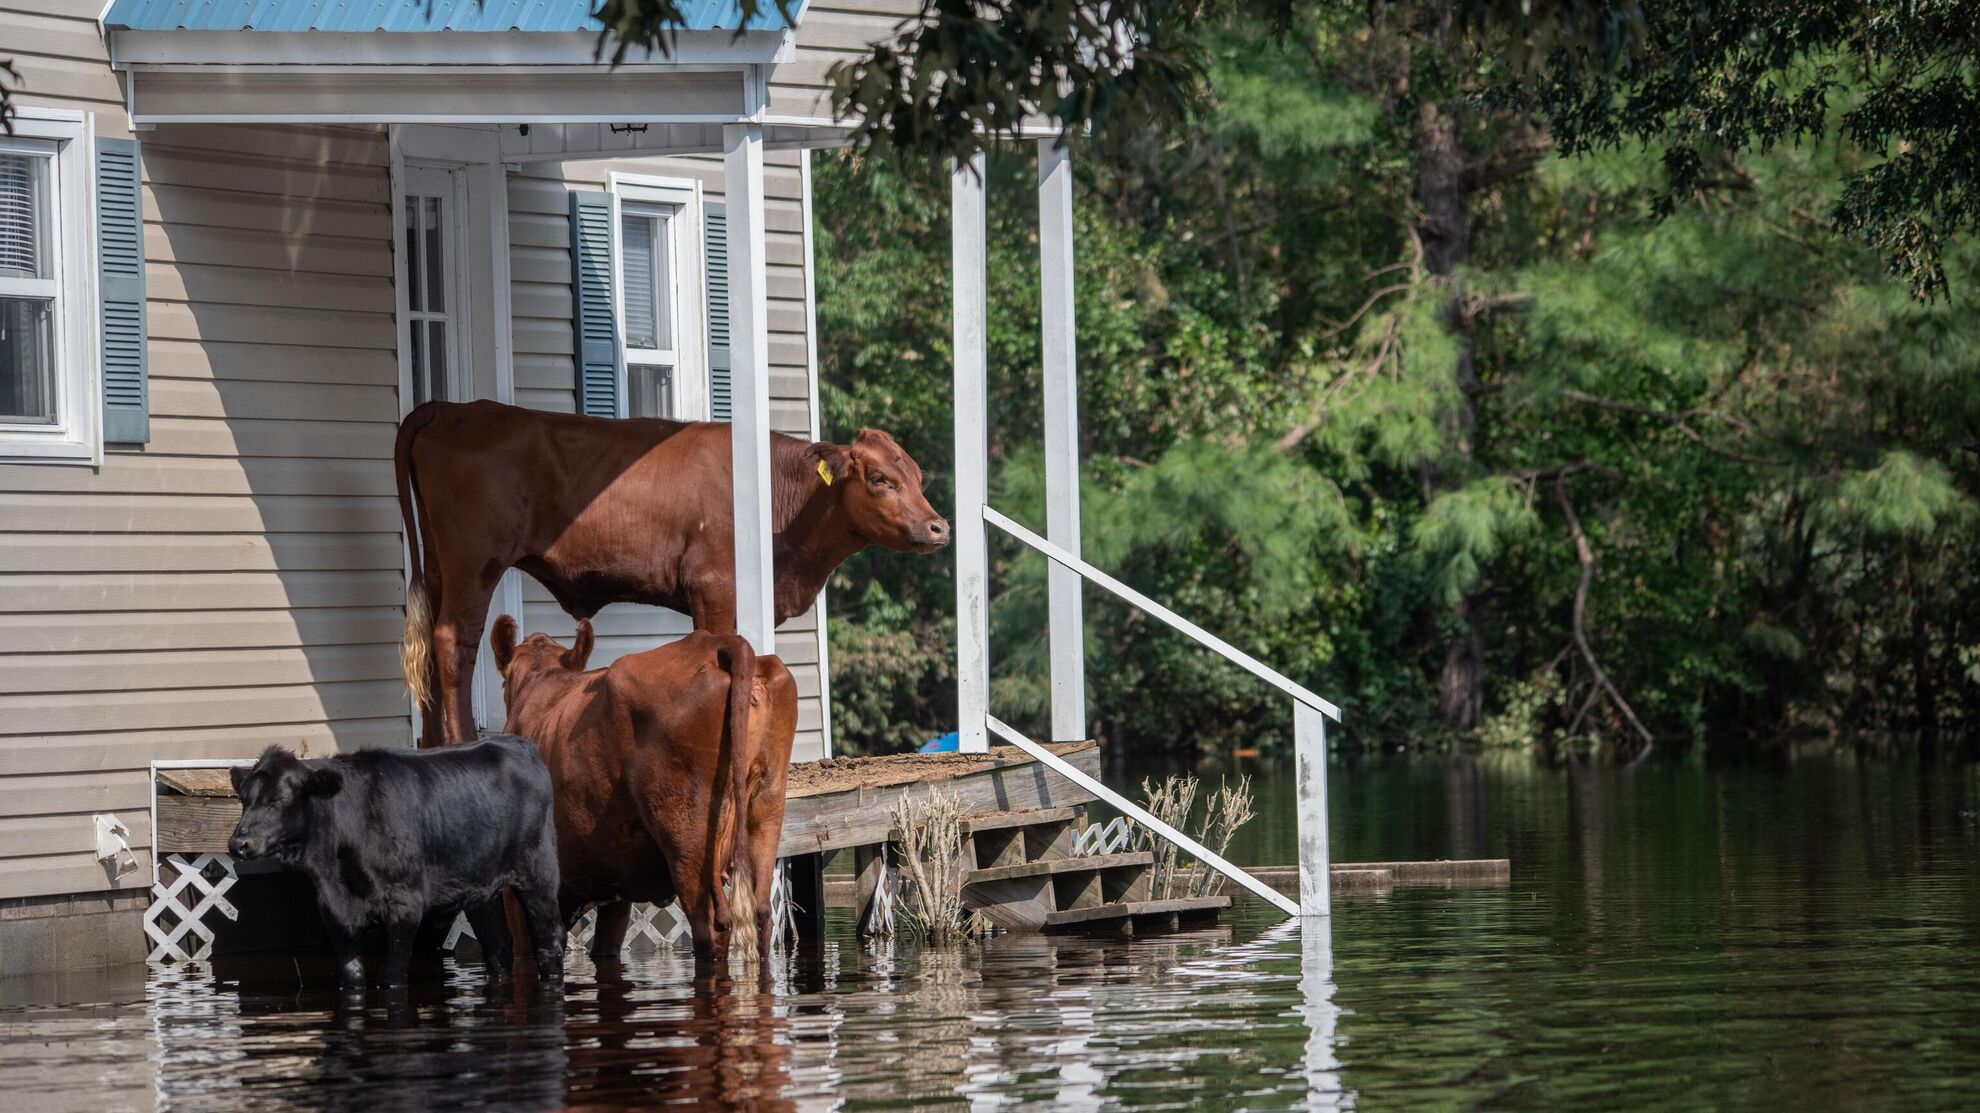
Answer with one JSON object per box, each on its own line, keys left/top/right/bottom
{"left": 227, "top": 735, "right": 562, "bottom": 993}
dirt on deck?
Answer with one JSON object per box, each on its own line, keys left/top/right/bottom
{"left": 785, "top": 741, "right": 1096, "bottom": 798}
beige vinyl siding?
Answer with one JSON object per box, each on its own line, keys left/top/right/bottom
{"left": 507, "top": 151, "right": 828, "bottom": 760}
{"left": 771, "top": 0, "right": 924, "bottom": 124}
{"left": 0, "top": 3, "right": 404, "bottom": 901}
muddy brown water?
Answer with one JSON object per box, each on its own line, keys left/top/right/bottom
{"left": 3, "top": 751, "right": 1978, "bottom": 1110}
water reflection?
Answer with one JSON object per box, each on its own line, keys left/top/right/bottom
{"left": 4, "top": 753, "right": 1978, "bottom": 1110}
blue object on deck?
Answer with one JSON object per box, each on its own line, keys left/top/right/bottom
{"left": 919, "top": 732, "right": 960, "bottom": 753}
{"left": 102, "top": 0, "right": 797, "bottom": 33}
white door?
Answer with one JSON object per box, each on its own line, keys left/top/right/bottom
{"left": 397, "top": 158, "right": 516, "bottom": 735}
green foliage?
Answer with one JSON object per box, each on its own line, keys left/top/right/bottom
{"left": 1411, "top": 479, "right": 1541, "bottom": 606}
{"left": 1830, "top": 452, "right": 1967, "bottom": 540}
{"left": 810, "top": 3, "right": 1980, "bottom": 756}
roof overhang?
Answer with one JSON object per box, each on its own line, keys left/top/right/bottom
{"left": 101, "top": 1, "right": 810, "bottom": 127}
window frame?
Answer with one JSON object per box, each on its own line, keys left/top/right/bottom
{"left": 607, "top": 173, "right": 706, "bottom": 421}
{"left": 0, "top": 108, "right": 98, "bottom": 466}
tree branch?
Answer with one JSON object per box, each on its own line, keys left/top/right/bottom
{"left": 1560, "top": 389, "right": 1782, "bottom": 465}
{"left": 1554, "top": 473, "right": 1655, "bottom": 758}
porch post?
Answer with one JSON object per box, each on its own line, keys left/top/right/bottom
{"left": 953, "top": 153, "right": 991, "bottom": 754}
{"left": 1038, "top": 139, "right": 1087, "bottom": 742}
{"left": 724, "top": 122, "right": 776, "bottom": 653}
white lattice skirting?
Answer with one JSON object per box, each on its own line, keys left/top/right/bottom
{"left": 145, "top": 853, "right": 240, "bottom": 964}
{"left": 149, "top": 855, "right": 795, "bottom": 963}
{"left": 1075, "top": 816, "right": 1133, "bottom": 857}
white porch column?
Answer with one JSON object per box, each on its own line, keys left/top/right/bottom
{"left": 1038, "top": 140, "right": 1087, "bottom": 742}
{"left": 952, "top": 153, "right": 991, "bottom": 754}
{"left": 725, "top": 122, "right": 776, "bottom": 652}
{"left": 1294, "top": 700, "right": 1332, "bottom": 920}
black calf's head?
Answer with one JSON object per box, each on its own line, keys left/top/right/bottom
{"left": 228, "top": 746, "right": 342, "bottom": 862}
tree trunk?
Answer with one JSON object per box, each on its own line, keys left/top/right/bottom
{"left": 1416, "top": 85, "right": 1486, "bottom": 731}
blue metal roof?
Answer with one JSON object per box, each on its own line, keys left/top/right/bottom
{"left": 103, "top": 0, "right": 795, "bottom": 33}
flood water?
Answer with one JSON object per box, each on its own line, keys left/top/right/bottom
{"left": 4, "top": 751, "right": 1979, "bottom": 1110}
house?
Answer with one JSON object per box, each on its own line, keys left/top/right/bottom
{"left": 0, "top": 0, "right": 1337, "bottom": 976}
{"left": 0, "top": 0, "right": 913, "bottom": 975}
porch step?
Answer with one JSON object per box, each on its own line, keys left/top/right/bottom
{"left": 1043, "top": 895, "right": 1231, "bottom": 933}
{"left": 962, "top": 851, "right": 1151, "bottom": 886}
{"left": 961, "top": 805, "right": 1082, "bottom": 834}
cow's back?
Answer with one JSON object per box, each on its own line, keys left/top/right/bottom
{"left": 405, "top": 401, "right": 741, "bottom": 615}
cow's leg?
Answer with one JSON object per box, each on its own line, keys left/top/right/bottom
{"left": 688, "top": 589, "right": 737, "bottom": 636}
{"left": 431, "top": 561, "right": 500, "bottom": 744}
{"left": 517, "top": 884, "right": 565, "bottom": 983}
{"left": 674, "top": 869, "right": 728, "bottom": 966}
{"left": 465, "top": 897, "right": 514, "bottom": 977}
{"left": 590, "top": 900, "right": 632, "bottom": 961}
{"left": 324, "top": 918, "right": 366, "bottom": 996}
{"left": 381, "top": 913, "right": 420, "bottom": 987}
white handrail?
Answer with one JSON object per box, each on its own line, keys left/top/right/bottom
{"left": 988, "top": 715, "right": 1301, "bottom": 917}
{"left": 984, "top": 506, "right": 1343, "bottom": 721}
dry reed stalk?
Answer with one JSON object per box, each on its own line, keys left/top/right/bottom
{"left": 1184, "top": 775, "right": 1257, "bottom": 898}
{"left": 892, "top": 788, "right": 970, "bottom": 941}
{"left": 1134, "top": 774, "right": 1199, "bottom": 899}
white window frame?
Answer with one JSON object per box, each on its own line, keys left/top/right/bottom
{"left": 0, "top": 108, "right": 98, "bottom": 466}
{"left": 396, "top": 162, "right": 474, "bottom": 410}
{"left": 608, "top": 173, "right": 706, "bottom": 421}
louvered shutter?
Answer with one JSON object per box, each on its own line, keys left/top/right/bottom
{"left": 97, "top": 138, "right": 148, "bottom": 444}
{"left": 704, "top": 202, "right": 730, "bottom": 422}
{"left": 569, "top": 190, "right": 623, "bottom": 418}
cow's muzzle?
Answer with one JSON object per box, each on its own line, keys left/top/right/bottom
{"left": 228, "top": 835, "right": 265, "bottom": 860}
{"left": 914, "top": 518, "right": 950, "bottom": 551}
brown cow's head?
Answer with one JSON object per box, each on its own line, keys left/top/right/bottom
{"left": 490, "top": 615, "right": 593, "bottom": 716}
{"left": 810, "top": 429, "right": 949, "bottom": 553}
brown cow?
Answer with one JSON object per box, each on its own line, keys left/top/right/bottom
{"left": 489, "top": 614, "right": 798, "bottom": 964}
{"left": 397, "top": 399, "right": 946, "bottom": 745}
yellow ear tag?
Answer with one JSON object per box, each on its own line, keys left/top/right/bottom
{"left": 817, "top": 459, "right": 834, "bottom": 486}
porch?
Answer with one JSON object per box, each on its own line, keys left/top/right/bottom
{"left": 98, "top": 0, "right": 1340, "bottom": 936}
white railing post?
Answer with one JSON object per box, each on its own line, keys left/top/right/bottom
{"left": 1293, "top": 699, "right": 1331, "bottom": 920}
{"left": 723, "top": 122, "right": 775, "bottom": 654}
{"left": 1038, "top": 139, "right": 1087, "bottom": 743}
{"left": 952, "top": 153, "right": 991, "bottom": 754}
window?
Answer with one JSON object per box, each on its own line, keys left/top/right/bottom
{"left": 0, "top": 109, "right": 95, "bottom": 464}
{"left": 610, "top": 176, "right": 705, "bottom": 421}
{"left": 400, "top": 165, "right": 466, "bottom": 409}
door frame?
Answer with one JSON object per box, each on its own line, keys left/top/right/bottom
{"left": 389, "top": 124, "right": 519, "bottom": 739}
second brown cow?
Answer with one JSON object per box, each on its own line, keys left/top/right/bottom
{"left": 490, "top": 614, "right": 798, "bottom": 964}
{"left": 398, "top": 399, "right": 947, "bottom": 745}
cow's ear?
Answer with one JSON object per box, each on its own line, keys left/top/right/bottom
{"left": 805, "top": 441, "right": 854, "bottom": 486}
{"left": 564, "top": 619, "right": 594, "bottom": 672}
{"left": 229, "top": 765, "right": 247, "bottom": 795}
{"left": 491, "top": 614, "right": 519, "bottom": 672}
{"left": 302, "top": 765, "right": 343, "bottom": 799}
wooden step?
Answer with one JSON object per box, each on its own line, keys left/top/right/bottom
{"left": 1044, "top": 895, "right": 1232, "bottom": 934}
{"left": 960, "top": 852, "right": 1154, "bottom": 932}
{"left": 966, "top": 806, "right": 1081, "bottom": 869}
{"left": 962, "top": 851, "right": 1151, "bottom": 886}
{"left": 962, "top": 805, "right": 1082, "bottom": 834}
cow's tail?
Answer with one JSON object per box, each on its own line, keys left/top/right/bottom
{"left": 396, "top": 404, "right": 441, "bottom": 714}
{"left": 716, "top": 633, "right": 760, "bottom": 962}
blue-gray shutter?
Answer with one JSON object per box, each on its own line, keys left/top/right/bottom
{"left": 96, "top": 137, "right": 148, "bottom": 444}
{"left": 568, "top": 190, "right": 623, "bottom": 418}
{"left": 704, "top": 202, "right": 731, "bottom": 422}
